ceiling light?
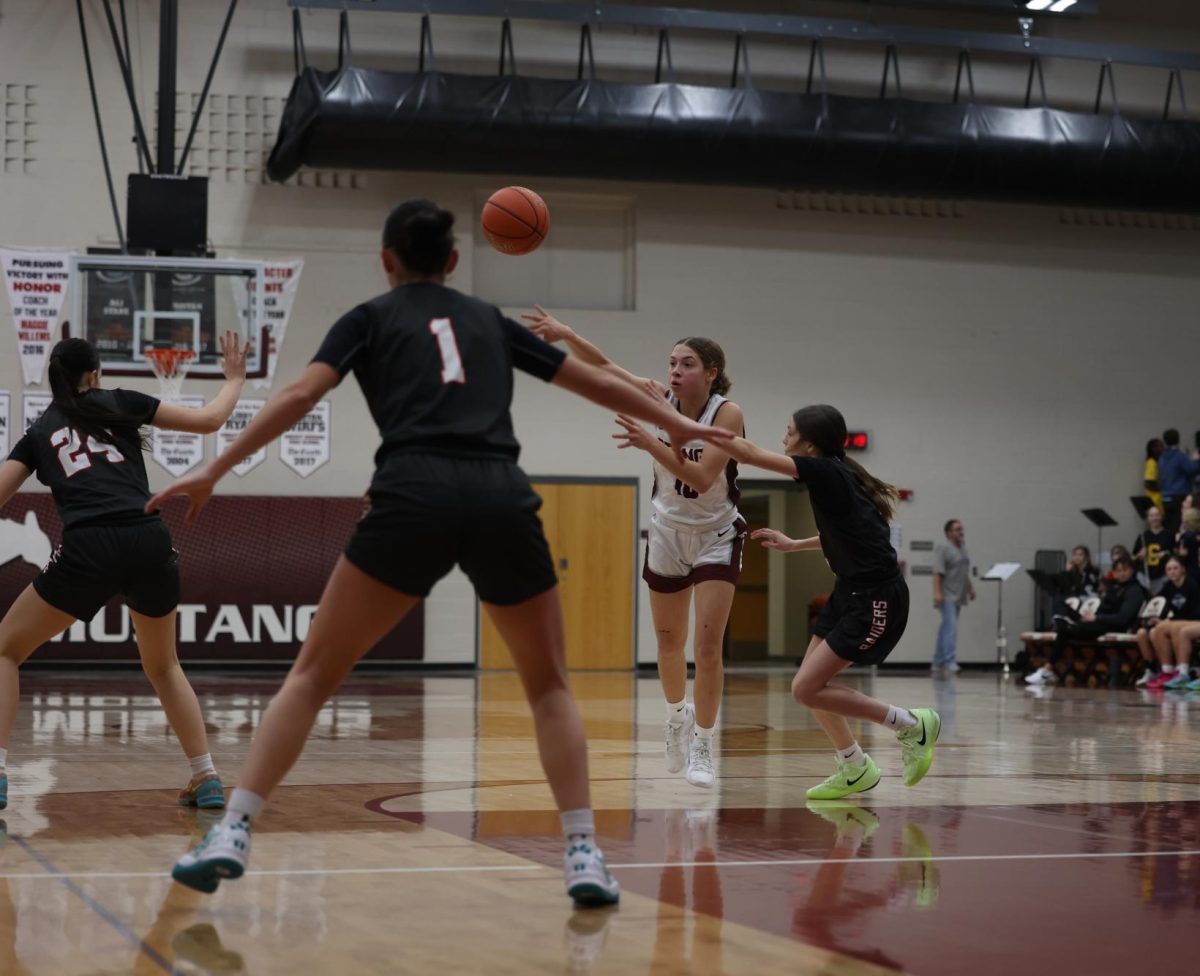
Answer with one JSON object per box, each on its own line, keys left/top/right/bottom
{"left": 1024, "top": 1, "right": 1055, "bottom": 9}
{"left": 1049, "top": 1, "right": 1078, "bottom": 11}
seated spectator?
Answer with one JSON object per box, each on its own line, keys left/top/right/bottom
{"left": 1027, "top": 556, "right": 1146, "bottom": 684}
{"left": 1176, "top": 507, "right": 1200, "bottom": 579}
{"left": 1144, "top": 438, "right": 1164, "bottom": 510}
{"left": 1133, "top": 506, "right": 1173, "bottom": 595}
{"left": 1137, "top": 556, "right": 1200, "bottom": 688}
{"left": 1065, "top": 545, "right": 1100, "bottom": 597}
{"left": 1101, "top": 545, "right": 1133, "bottom": 593}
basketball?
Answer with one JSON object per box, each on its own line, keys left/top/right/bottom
{"left": 481, "top": 186, "right": 550, "bottom": 255}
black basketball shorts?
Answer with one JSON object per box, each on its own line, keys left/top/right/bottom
{"left": 813, "top": 577, "right": 910, "bottom": 666}
{"left": 345, "top": 454, "right": 557, "bottom": 606}
{"left": 34, "top": 517, "right": 181, "bottom": 621}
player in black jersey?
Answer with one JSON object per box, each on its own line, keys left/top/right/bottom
{"left": 0, "top": 331, "right": 251, "bottom": 812}
{"left": 156, "top": 199, "right": 733, "bottom": 906}
{"left": 716, "top": 404, "right": 940, "bottom": 800}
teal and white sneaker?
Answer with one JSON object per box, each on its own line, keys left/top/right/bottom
{"left": 564, "top": 840, "right": 620, "bottom": 908}
{"left": 805, "top": 756, "right": 881, "bottom": 800}
{"left": 1163, "top": 671, "right": 1192, "bottom": 690}
{"left": 178, "top": 774, "right": 226, "bottom": 810}
{"left": 897, "top": 708, "right": 941, "bottom": 787}
{"left": 0, "top": 773, "right": 7, "bottom": 811}
{"left": 172, "top": 819, "right": 251, "bottom": 894}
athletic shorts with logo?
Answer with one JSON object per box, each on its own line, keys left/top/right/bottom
{"left": 35, "top": 516, "right": 180, "bottom": 621}
{"left": 346, "top": 454, "right": 557, "bottom": 606}
{"left": 642, "top": 514, "right": 747, "bottom": 593}
{"left": 814, "top": 577, "right": 910, "bottom": 665}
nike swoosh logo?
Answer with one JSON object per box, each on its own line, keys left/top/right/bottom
{"left": 847, "top": 769, "right": 868, "bottom": 786}
{"left": 717, "top": 527, "right": 731, "bottom": 538}
{"left": 917, "top": 721, "right": 927, "bottom": 746}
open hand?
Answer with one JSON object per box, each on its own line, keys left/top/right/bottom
{"left": 613, "top": 414, "right": 658, "bottom": 454}
{"left": 521, "top": 305, "right": 573, "bottom": 344}
{"left": 220, "top": 330, "right": 251, "bottom": 381}
{"left": 145, "top": 464, "right": 219, "bottom": 523}
{"left": 751, "top": 528, "right": 794, "bottom": 551}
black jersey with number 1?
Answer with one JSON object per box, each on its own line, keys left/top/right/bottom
{"left": 311, "top": 283, "right": 566, "bottom": 488}
{"left": 7, "top": 389, "right": 160, "bottom": 528}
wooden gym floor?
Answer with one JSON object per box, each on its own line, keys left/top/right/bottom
{"left": 0, "top": 669, "right": 1197, "bottom": 975}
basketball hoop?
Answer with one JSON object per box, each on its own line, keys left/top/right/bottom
{"left": 144, "top": 347, "right": 196, "bottom": 402}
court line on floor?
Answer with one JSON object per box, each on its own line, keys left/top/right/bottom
{"left": 9, "top": 835, "right": 182, "bottom": 975}
{"left": 2, "top": 847, "right": 1199, "bottom": 881}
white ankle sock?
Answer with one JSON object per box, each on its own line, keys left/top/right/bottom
{"left": 884, "top": 705, "right": 918, "bottom": 730}
{"left": 837, "top": 743, "right": 865, "bottom": 766}
{"left": 561, "top": 808, "right": 596, "bottom": 843}
{"left": 0, "top": 747, "right": 7, "bottom": 773}
{"left": 693, "top": 724, "right": 715, "bottom": 742}
{"left": 223, "top": 788, "right": 264, "bottom": 827}
{"left": 1163, "top": 665, "right": 1177, "bottom": 674}
{"left": 665, "top": 699, "right": 688, "bottom": 724}
{"left": 188, "top": 753, "right": 216, "bottom": 778}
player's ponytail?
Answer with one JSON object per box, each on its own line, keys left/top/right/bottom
{"left": 676, "top": 337, "right": 731, "bottom": 396}
{"left": 792, "top": 404, "right": 898, "bottom": 522}
{"left": 382, "top": 198, "right": 456, "bottom": 276}
{"left": 47, "top": 338, "right": 144, "bottom": 456}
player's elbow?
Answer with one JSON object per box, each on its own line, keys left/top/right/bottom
{"left": 284, "top": 380, "right": 322, "bottom": 413}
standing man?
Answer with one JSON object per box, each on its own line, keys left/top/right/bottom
{"left": 1158, "top": 429, "right": 1200, "bottom": 539}
{"left": 932, "top": 519, "right": 975, "bottom": 674}
{"left": 1132, "top": 506, "right": 1172, "bottom": 595}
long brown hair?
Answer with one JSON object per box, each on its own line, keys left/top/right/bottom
{"left": 675, "top": 337, "right": 731, "bottom": 396}
{"left": 47, "top": 338, "right": 145, "bottom": 457}
{"left": 792, "top": 404, "right": 898, "bottom": 521}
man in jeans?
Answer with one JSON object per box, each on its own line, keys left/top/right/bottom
{"left": 1158, "top": 429, "right": 1200, "bottom": 539}
{"left": 933, "top": 519, "right": 975, "bottom": 673}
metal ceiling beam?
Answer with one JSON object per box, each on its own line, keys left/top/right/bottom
{"left": 287, "top": 0, "right": 1200, "bottom": 73}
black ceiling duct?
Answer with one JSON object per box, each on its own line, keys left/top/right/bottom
{"left": 267, "top": 12, "right": 1200, "bottom": 212}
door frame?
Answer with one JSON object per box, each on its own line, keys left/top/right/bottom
{"left": 474, "top": 475, "right": 641, "bottom": 668}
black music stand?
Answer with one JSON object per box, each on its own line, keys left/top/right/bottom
{"left": 1081, "top": 508, "right": 1117, "bottom": 562}
{"left": 1130, "top": 496, "right": 1154, "bottom": 522}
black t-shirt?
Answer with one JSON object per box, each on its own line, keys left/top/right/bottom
{"left": 791, "top": 456, "right": 900, "bottom": 587}
{"left": 311, "top": 284, "right": 566, "bottom": 488}
{"left": 1161, "top": 577, "right": 1200, "bottom": 620}
{"left": 7, "top": 389, "right": 159, "bottom": 528}
{"left": 1133, "top": 528, "right": 1173, "bottom": 580}
{"left": 1178, "top": 530, "right": 1200, "bottom": 579}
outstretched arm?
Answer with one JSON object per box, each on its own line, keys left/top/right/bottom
{"left": 151, "top": 331, "right": 250, "bottom": 434}
{"left": 0, "top": 460, "right": 32, "bottom": 511}
{"left": 751, "top": 528, "right": 822, "bottom": 553}
{"left": 523, "top": 306, "right": 664, "bottom": 397}
{"left": 552, "top": 358, "right": 731, "bottom": 454}
{"left": 147, "top": 362, "right": 337, "bottom": 521}
{"left": 613, "top": 402, "right": 743, "bottom": 493}
{"left": 722, "top": 436, "right": 801, "bottom": 479}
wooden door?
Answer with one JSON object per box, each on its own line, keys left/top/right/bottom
{"left": 480, "top": 481, "right": 635, "bottom": 670}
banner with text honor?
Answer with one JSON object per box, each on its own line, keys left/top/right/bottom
{"left": 152, "top": 396, "right": 206, "bottom": 477}
{"left": 1, "top": 248, "right": 73, "bottom": 385}
{"left": 217, "top": 398, "right": 267, "bottom": 477}
{"left": 281, "top": 401, "right": 330, "bottom": 478}
{"left": 22, "top": 392, "right": 51, "bottom": 432}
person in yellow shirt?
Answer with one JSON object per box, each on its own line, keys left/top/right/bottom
{"left": 1144, "top": 438, "right": 1165, "bottom": 510}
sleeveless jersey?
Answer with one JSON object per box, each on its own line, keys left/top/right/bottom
{"left": 650, "top": 393, "right": 740, "bottom": 531}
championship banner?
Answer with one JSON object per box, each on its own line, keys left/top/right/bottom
{"left": 217, "top": 398, "right": 267, "bottom": 477}
{"left": 152, "top": 395, "right": 205, "bottom": 476}
{"left": 230, "top": 258, "right": 304, "bottom": 390}
{"left": 281, "top": 401, "right": 330, "bottom": 478}
{"left": 0, "top": 392, "right": 9, "bottom": 458}
{"left": 85, "top": 267, "right": 145, "bottom": 362}
{"left": 1, "top": 248, "right": 73, "bottom": 385}
{"left": 153, "top": 270, "right": 216, "bottom": 354}
{"left": 22, "top": 392, "right": 51, "bottom": 432}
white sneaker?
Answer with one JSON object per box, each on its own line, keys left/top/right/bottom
{"left": 564, "top": 840, "right": 620, "bottom": 907}
{"left": 686, "top": 736, "right": 716, "bottom": 789}
{"left": 665, "top": 705, "right": 694, "bottom": 774}
{"left": 1135, "top": 669, "right": 1156, "bottom": 687}
{"left": 1024, "top": 666, "right": 1055, "bottom": 685}
{"left": 564, "top": 908, "right": 615, "bottom": 973}
{"left": 171, "top": 819, "right": 251, "bottom": 893}
{"left": 946, "top": 662, "right": 962, "bottom": 673}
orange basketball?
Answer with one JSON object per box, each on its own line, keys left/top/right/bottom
{"left": 481, "top": 186, "right": 550, "bottom": 256}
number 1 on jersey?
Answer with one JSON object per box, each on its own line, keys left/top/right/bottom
{"left": 429, "top": 318, "right": 466, "bottom": 385}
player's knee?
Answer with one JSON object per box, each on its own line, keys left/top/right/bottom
{"left": 656, "top": 630, "right": 686, "bottom": 656}
{"left": 140, "top": 655, "right": 178, "bottom": 681}
{"left": 791, "top": 676, "right": 818, "bottom": 707}
{"left": 693, "top": 640, "right": 722, "bottom": 671}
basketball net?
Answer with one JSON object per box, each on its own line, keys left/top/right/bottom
{"left": 144, "top": 348, "right": 196, "bottom": 403}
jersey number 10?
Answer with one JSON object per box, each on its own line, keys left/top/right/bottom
{"left": 429, "top": 318, "right": 466, "bottom": 385}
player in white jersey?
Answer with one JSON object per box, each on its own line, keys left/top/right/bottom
{"left": 524, "top": 309, "right": 744, "bottom": 789}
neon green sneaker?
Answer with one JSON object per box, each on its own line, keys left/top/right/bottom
{"left": 898, "top": 822, "right": 940, "bottom": 908}
{"left": 896, "top": 708, "right": 940, "bottom": 787}
{"left": 805, "top": 800, "right": 881, "bottom": 840}
{"left": 805, "top": 755, "right": 881, "bottom": 800}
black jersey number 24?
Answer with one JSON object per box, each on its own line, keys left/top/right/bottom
{"left": 429, "top": 317, "right": 466, "bottom": 385}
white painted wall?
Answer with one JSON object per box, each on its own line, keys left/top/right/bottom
{"left": 1, "top": 1, "right": 1199, "bottom": 667}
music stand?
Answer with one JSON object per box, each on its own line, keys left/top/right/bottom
{"left": 1081, "top": 508, "right": 1118, "bottom": 562}
{"left": 1129, "top": 496, "right": 1154, "bottom": 521}
{"left": 983, "top": 562, "right": 1021, "bottom": 674}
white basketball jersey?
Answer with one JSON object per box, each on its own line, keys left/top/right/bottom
{"left": 651, "top": 393, "right": 741, "bottom": 531}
